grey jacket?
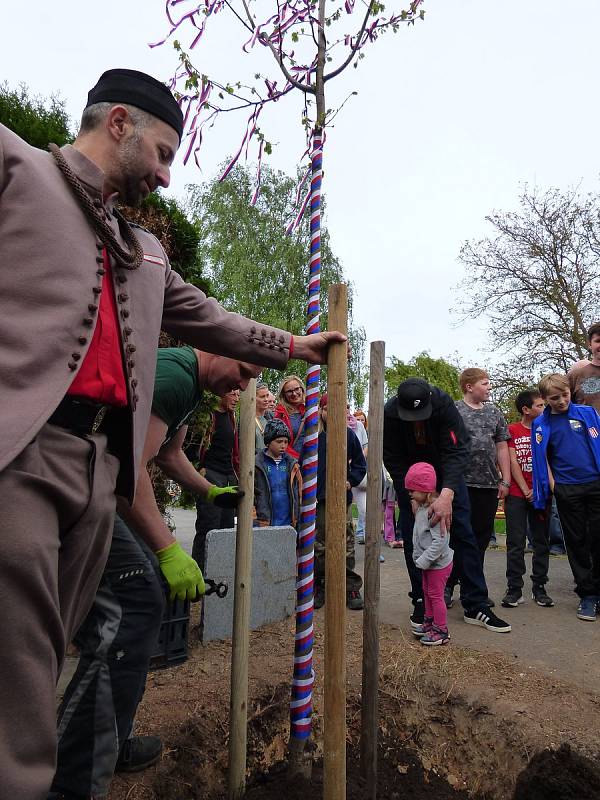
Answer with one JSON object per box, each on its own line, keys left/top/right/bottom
{"left": 412, "top": 506, "right": 453, "bottom": 570}
{"left": 0, "top": 126, "right": 292, "bottom": 499}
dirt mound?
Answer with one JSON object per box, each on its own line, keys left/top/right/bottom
{"left": 109, "top": 613, "right": 600, "bottom": 800}
{"left": 512, "top": 743, "right": 600, "bottom": 800}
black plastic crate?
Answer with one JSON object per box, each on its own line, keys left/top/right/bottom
{"left": 149, "top": 595, "right": 191, "bottom": 670}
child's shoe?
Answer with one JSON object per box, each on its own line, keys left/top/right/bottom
{"left": 532, "top": 584, "right": 554, "bottom": 607}
{"left": 577, "top": 596, "right": 597, "bottom": 621}
{"left": 421, "top": 625, "right": 450, "bottom": 646}
{"left": 501, "top": 589, "right": 524, "bottom": 608}
{"left": 411, "top": 616, "right": 433, "bottom": 638}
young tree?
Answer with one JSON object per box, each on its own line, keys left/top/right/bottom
{"left": 457, "top": 185, "right": 600, "bottom": 375}
{"left": 0, "top": 83, "right": 73, "bottom": 148}
{"left": 385, "top": 351, "right": 461, "bottom": 399}
{"left": 187, "top": 163, "right": 366, "bottom": 402}
{"left": 153, "top": 0, "right": 424, "bottom": 768}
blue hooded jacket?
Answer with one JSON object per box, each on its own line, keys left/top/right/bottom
{"left": 531, "top": 402, "right": 600, "bottom": 509}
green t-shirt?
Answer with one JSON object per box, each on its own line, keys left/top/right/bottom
{"left": 152, "top": 346, "right": 202, "bottom": 443}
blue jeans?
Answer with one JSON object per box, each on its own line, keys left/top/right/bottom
{"left": 398, "top": 479, "right": 489, "bottom": 613}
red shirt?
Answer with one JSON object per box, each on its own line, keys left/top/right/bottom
{"left": 508, "top": 422, "right": 533, "bottom": 498}
{"left": 67, "top": 249, "right": 128, "bottom": 406}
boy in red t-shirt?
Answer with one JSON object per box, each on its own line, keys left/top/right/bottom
{"left": 502, "top": 389, "right": 554, "bottom": 608}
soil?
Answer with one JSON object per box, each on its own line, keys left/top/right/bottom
{"left": 107, "top": 609, "right": 600, "bottom": 800}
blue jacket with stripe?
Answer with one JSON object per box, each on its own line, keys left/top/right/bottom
{"left": 531, "top": 402, "right": 600, "bottom": 509}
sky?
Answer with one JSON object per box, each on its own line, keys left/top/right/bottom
{"left": 3, "top": 0, "right": 600, "bottom": 373}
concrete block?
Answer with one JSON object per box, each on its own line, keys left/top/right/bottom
{"left": 201, "top": 526, "right": 297, "bottom": 643}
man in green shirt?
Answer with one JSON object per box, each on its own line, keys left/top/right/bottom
{"left": 51, "top": 349, "right": 258, "bottom": 800}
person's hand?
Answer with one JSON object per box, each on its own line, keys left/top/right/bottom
{"left": 206, "top": 484, "right": 245, "bottom": 509}
{"left": 498, "top": 483, "right": 509, "bottom": 500}
{"left": 524, "top": 487, "right": 533, "bottom": 502}
{"left": 427, "top": 489, "right": 454, "bottom": 534}
{"left": 291, "top": 332, "right": 348, "bottom": 364}
{"left": 155, "top": 541, "right": 206, "bottom": 601}
{"left": 346, "top": 481, "right": 351, "bottom": 490}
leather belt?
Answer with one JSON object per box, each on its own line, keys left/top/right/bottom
{"left": 47, "top": 396, "right": 111, "bottom": 435}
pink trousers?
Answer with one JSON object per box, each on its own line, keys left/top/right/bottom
{"left": 422, "top": 562, "right": 453, "bottom": 629}
{"left": 383, "top": 500, "right": 397, "bottom": 542}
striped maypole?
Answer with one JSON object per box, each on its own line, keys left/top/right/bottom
{"left": 289, "top": 129, "right": 323, "bottom": 760}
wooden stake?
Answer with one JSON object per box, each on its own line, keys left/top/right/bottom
{"left": 324, "top": 284, "right": 348, "bottom": 800}
{"left": 228, "top": 379, "right": 256, "bottom": 799}
{"left": 360, "top": 341, "right": 386, "bottom": 799}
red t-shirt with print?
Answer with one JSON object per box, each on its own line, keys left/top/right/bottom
{"left": 507, "top": 421, "right": 533, "bottom": 498}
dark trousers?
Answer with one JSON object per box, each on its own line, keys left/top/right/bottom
{"left": 192, "top": 468, "right": 236, "bottom": 568}
{"left": 52, "top": 516, "right": 165, "bottom": 798}
{"left": 504, "top": 495, "right": 550, "bottom": 590}
{"left": 467, "top": 487, "right": 499, "bottom": 562}
{"left": 554, "top": 480, "right": 600, "bottom": 598}
{"left": 314, "top": 500, "right": 363, "bottom": 593}
{"left": 447, "top": 486, "right": 498, "bottom": 592}
{"left": 0, "top": 423, "right": 119, "bottom": 800}
{"left": 398, "top": 479, "right": 489, "bottom": 613}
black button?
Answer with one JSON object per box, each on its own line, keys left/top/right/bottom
{"left": 121, "top": 310, "right": 130, "bottom": 319}
{"left": 78, "top": 336, "right": 87, "bottom": 345}
{"left": 83, "top": 317, "right": 93, "bottom": 326}
{"left": 88, "top": 304, "right": 98, "bottom": 313}
{"left": 71, "top": 352, "right": 81, "bottom": 361}
{"left": 68, "top": 361, "right": 77, "bottom": 370}
{"left": 97, "top": 268, "right": 106, "bottom": 276}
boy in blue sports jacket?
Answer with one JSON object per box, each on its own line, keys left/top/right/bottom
{"left": 531, "top": 373, "right": 600, "bottom": 621}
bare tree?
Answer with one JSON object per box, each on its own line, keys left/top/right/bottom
{"left": 457, "top": 185, "right": 600, "bottom": 375}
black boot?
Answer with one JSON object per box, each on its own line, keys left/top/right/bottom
{"left": 115, "top": 735, "right": 163, "bottom": 773}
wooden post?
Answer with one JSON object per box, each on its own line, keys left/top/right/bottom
{"left": 324, "top": 284, "right": 348, "bottom": 800}
{"left": 360, "top": 341, "right": 386, "bottom": 799}
{"left": 228, "top": 379, "right": 256, "bottom": 799}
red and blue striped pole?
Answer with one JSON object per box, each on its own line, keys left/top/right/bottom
{"left": 289, "top": 129, "right": 322, "bottom": 761}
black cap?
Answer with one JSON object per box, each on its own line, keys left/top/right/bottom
{"left": 86, "top": 68, "right": 184, "bottom": 142}
{"left": 396, "top": 378, "right": 433, "bottom": 421}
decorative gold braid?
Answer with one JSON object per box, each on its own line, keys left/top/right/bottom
{"left": 48, "top": 144, "right": 144, "bottom": 271}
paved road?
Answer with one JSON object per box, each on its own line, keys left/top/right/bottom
{"left": 173, "top": 508, "right": 600, "bottom": 691}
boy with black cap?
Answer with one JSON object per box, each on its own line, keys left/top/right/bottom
{"left": 254, "top": 419, "right": 302, "bottom": 528}
{"left": 383, "top": 378, "right": 511, "bottom": 633}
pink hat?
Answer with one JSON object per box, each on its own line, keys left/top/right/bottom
{"left": 404, "top": 462, "right": 437, "bottom": 493}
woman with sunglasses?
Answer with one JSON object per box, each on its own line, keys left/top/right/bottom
{"left": 275, "top": 375, "right": 307, "bottom": 460}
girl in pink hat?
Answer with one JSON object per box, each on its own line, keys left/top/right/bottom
{"left": 404, "top": 462, "right": 454, "bottom": 645}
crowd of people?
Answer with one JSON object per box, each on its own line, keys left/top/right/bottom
{"left": 248, "top": 322, "right": 600, "bottom": 651}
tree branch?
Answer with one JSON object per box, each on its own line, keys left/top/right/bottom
{"left": 324, "top": 0, "right": 375, "bottom": 82}
{"left": 239, "top": 0, "right": 256, "bottom": 29}
{"left": 259, "top": 32, "right": 317, "bottom": 93}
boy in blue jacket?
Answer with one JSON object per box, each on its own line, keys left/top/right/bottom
{"left": 531, "top": 373, "right": 600, "bottom": 621}
{"left": 254, "top": 419, "right": 302, "bottom": 528}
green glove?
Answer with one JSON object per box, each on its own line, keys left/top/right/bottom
{"left": 155, "top": 541, "right": 205, "bottom": 602}
{"left": 206, "top": 484, "right": 245, "bottom": 509}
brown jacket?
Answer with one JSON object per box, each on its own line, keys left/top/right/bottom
{"left": 0, "top": 125, "right": 291, "bottom": 499}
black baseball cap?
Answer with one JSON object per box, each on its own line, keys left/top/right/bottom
{"left": 396, "top": 378, "right": 433, "bottom": 421}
